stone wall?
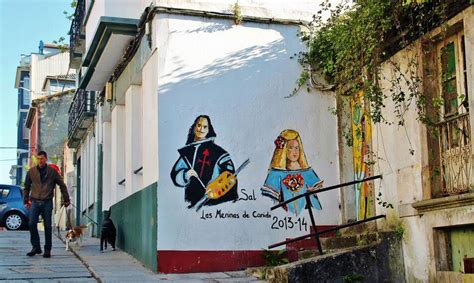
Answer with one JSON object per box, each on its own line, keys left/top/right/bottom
{"left": 268, "top": 232, "right": 405, "bottom": 283}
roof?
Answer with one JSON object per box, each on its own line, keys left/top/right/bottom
{"left": 25, "top": 107, "right": 36, "bottom": 129}
{"left": 44, "top": 43, "right": 61, "bottom": 48}
{"left": 110, "top": 5, "right": 308, "bottom": 83}
{"left": 46, "top": 74, "right": 76, "bottom": 80}
{"left": 383, "top": 0, "right": 472, "bottom": 60}
{"left": 152, "top": 6, "right": 309, "bottom": 26}
{"left": 31, "top": 89, "right": 75, "bottom": 105}
{"left": 41, "top": 74, "right": 77, "bottom": 90}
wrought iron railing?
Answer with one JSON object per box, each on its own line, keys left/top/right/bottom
{"left": 69, "top": 0, "right": 85, "bottom": 52}
{"left": 437, "top": 113, "right": 472, "bottom": 195}
{"left": 269, "top": 175, "right": 385, "bottom": 255}
{"left": 68, "top": 89, "right": 95, "bottom": 145}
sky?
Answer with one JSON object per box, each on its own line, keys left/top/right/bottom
{"left": 0, "top": 0, "right": 74, "bottom": 184}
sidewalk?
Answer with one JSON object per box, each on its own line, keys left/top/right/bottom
{"left": 0, "top": 230, "right": 96, "bottom": 282}
{"left": 61, "top": 232, "right": 264, "bottom": 282}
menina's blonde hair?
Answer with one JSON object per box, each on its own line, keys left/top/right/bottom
{"left": 270, "top": 129, "right": 309, "bottom": 170}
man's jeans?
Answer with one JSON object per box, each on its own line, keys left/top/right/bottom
{"left": 29, "top": 199, "right": 53, "bottom": 251}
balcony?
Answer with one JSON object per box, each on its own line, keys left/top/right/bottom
{"left": 79, "top": 17, "right": 139, "bottom": 90}
{"left": 437, "top": 113, "right": 472, "bottom": 195}
{"left": 68, "top": 89, "right": 96, "bottom": 148}
{"left": 69, "top": 0, "right": 86, "bottom": 69}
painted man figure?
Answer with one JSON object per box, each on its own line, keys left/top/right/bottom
{"left": 171, "top": 115, "right": 238, "bottom": 209}
{"left": 23, "top": 151, "right": 70, "bottom": 258}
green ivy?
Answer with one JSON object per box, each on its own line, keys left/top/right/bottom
{"left": 295, "top": 0, "right": 450, "bottom": 127}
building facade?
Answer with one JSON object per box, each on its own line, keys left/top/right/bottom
{"left": 335, "top": 3, "right": 474, "bottom": 282}
{"left": 67, "top": 0, "right": 473, "bottom": 280}
{"left": 20, "top": 43, "right": 76, "bottom": 228}
{"left": 11, "top": 55, "right": 31, "bottom": 185}
{"left": 68, "top": 0, "right": 342, "bottom": 273}
{"left": 384, "top": 7, "right": 473, "bottom": 282}
{"left": 24, "top": 42, "right": 73, "bottom": 163}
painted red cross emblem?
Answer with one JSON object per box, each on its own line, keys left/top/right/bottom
{"left": 197, "top": 149, "right": 211, "bottom": 177}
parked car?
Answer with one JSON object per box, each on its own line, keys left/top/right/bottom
{"left": 0, "top": 185, "right": 29, "bottom": 230}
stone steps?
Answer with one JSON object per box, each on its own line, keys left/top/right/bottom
{"left": 262, "top": 232, "right": 405, "bottom": 283}
{"left": 298, "top": 232, "right": 380, "bottom": 260}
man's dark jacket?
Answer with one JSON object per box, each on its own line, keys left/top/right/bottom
{"left": 23, "top": 165, "right": 70, "bottom": 203}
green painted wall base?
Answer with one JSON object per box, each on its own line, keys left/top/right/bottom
{"left": 110, "top": 182, "right": 157, "bottom": 271}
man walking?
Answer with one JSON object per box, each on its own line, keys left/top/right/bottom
{"left": 23, "top": 151, "right": 70, "bottom": 258}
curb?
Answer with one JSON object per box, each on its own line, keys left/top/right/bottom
{"left": 54, "top": 232, "right": 102, "bottom": 283}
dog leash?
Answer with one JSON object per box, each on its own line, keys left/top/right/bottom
{"left": 65, "top": 205, "right": 74, "bottom": 228}
{"left": 56, "top": 205, "right": 66, "bottom": 235}
{"left": 56, "top": 204, "right": 75, "bottom": 233}
{"left": 69, "top": 202, "right": 100, "bottom": 226}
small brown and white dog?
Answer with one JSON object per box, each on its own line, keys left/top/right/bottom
{"left": 65, "top": 226, "right": 87, "bottom": 251}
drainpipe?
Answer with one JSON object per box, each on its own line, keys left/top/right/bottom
{"left": 96, "top": 143, "right": 103, "bottom": 237}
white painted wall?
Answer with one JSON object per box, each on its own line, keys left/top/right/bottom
{"left": 373, "top": 46, "right": 425, "bottom": 223}
{"left": 156, "top": 14, "right": 339, "bottom": 251}
{"left": 102, "top": 44, "right": 159, "bottom": 208}
{"left": 125, "top": 85, "right": 144, "bottom": 196}
{"left": 78, "top": 128, "right": 97, "bottom": 216}
{"left": 110, "top": 105, "right": 125, "bottom": 204}
{"left": 85, "top": 0, "right": 149, "bottom": 55}
{"left": 141, "top": 51, "right": 159, "bottom": 188}
{"left": 84, "top": 0, "right": 340, "bottom": 70}
{"left": 102, "top": 120, "right": 112, "bottom": 210}
{"left": 88, "top": 134, "right": 96, "bottom": 206}
{"left": 30, "top": 52, "right": 69, "bottom": 99}
{"left": 79, "top": 140, "right": 86, "bottom": 213}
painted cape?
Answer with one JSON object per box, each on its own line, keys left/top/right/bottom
{"left": 261, "top": 168, "right": 322, "bottom": 215}
{"left": 171, "top": 137, "right": 238, "bottom": 208}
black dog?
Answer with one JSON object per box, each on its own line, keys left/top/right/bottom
{"left": 100, "top": 211, "right": 116, "bottom": 252}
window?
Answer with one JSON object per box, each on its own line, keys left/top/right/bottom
{"left": 434, "top": 29, "right": 471, "bottom": 196}
{"left": 440, "top": 42, "right": 457, "bottom": 116}
{"left": 0, "top": 188, "right": 10, "bottom": 198}
{"left": 49, "top": 80, "right": 75, "bottom": 94}
{"left": 434, "top": 225, "right": 474, "bottom": 274}
{"left": 461, "top": 36, "right": 468, "bottom": 110}
{"left": 22, "top": 116, "right": 29, "bottom": 141}
{"left": 22, "top": 76, "right": 30, "bottom": 106}
{"left": 438, "top": 31, "right": 469, "bottom": 118}
{"left": 22, "top": 126, "right": 29, "bottom": 141}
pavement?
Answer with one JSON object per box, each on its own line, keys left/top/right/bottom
{"left": 0, "top": 229, "right": 95, "bottom": 282}
{"left": 0, "top": 229, "right": 264, "bottom": 282}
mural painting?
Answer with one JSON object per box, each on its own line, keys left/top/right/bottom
{"left": 261, "top": 129, "right": 323, "bottom": 216}
{"left": 351, "top": 92, "right": 375, "bottom": 220}
{"left": 170, "top": 115, "right": 249, "bottom": 210}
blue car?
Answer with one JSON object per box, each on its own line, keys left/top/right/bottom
{"left": 0, "top": 185, "right": 29, "bottom": 230}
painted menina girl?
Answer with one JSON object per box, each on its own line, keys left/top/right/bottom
{"left": 261, "top": 129, "right": 323, "bottom": 215}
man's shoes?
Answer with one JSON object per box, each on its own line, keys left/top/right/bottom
{"left": 26, "top": 248, "right": 42, "bottom": 256}
{"left": 43, "top": 250, "right": 51, "bottom": 258}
